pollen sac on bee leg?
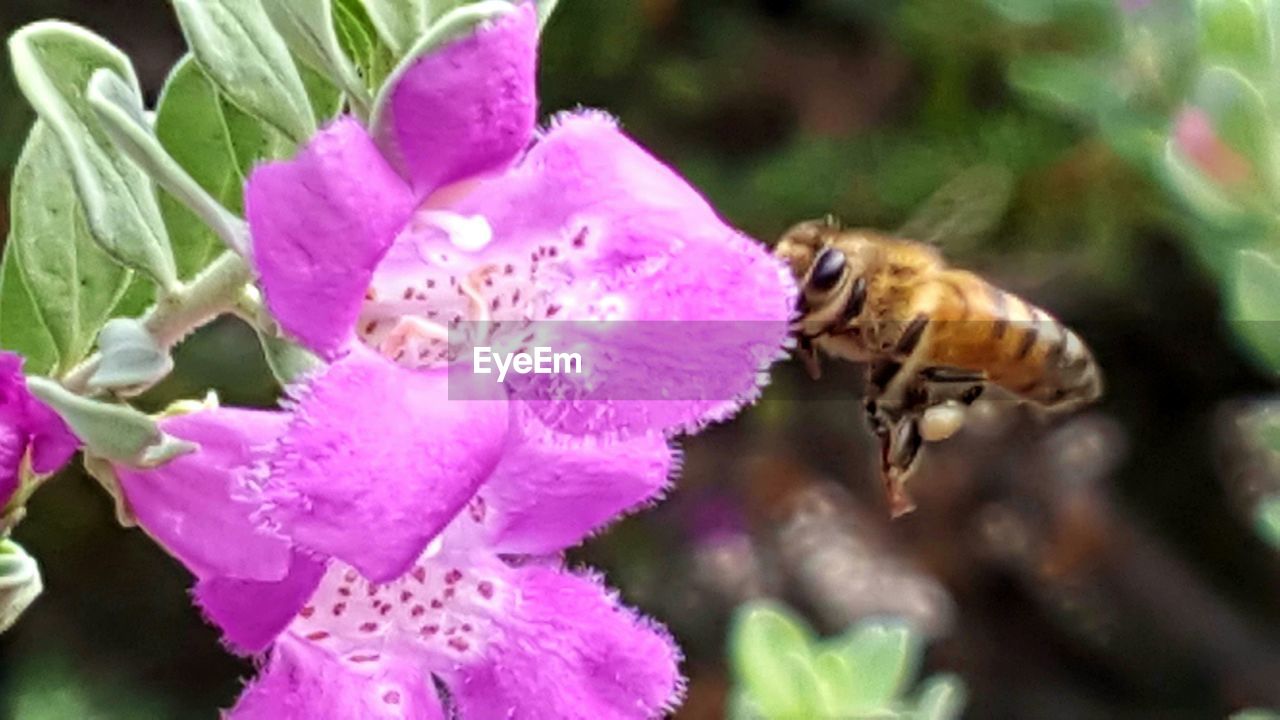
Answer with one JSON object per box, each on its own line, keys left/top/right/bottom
{"left": 920, "top": 401, "right": 967, "bottom": 442}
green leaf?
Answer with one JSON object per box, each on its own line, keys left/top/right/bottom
{"left": 88, "top": 318, "right": 174, "bottom": 393}
{"left": 111, "top": 276, "right": 156, "bottom": 320}
{"left": 334, "top": 0, "right": 399, "bottom": 92}
{"left": 729, "top": 602, "right": 820, "bottom": 719}
{"left": 983, "top": 0, "right": 1058, "bottom": 25}
{"left": 172, "top": 0, "right": 318, "bottom": 145}
{"left": 0, "top": 540, "right": 42, "bottom": 634}
{"left": 5, "top": 122, "right": 134, "bottom": 376}
{"left": 536, "top": 0, "right": 560, "bottom": 30}
{"left": 256, "top": 329, "right": 321, "bottom": 385}
{"left": 262, "top": 0, "right": 373, "bottom": 115}
{"left": 837, "top": 621, "right": 921, "bottom": 710}
{"left": 1228, "top": 248, "right": 1280, "bottom": 373}
{"left": 1161, "top": 140, "right": 1254, "bottom": 226}
{"left": 0, "top": 244, "right": 58, "bottom": 375}
{"left": 154, "top": 55, "right": 289, "bottom": 279}
{"left": 25, "top": 377, "right": 195, "bottom": 468}
{"left": 357, "top": 0, "right": 428, "bottom": 53}
{"left": 371, "top": 1, "right": 518, "bottom": 155}
{"left": 1007, "top": 55, "right": 1119, "bottom": 120}
{"left": 1259, "top": 407, "right": 1280, "bottom": 452}
{"left": 298, "top": 61, "right": 345, "bottom": 121}
{"left": 1255, "top": 496, "right": 1280, "bottom": 548}
{"left": 1232, "top": 711, "right": 1280, "bottom": 720}
{"left": 1193, "top": 66, "right": 1271, "bottom": 182}
{"left": 726, "top": 689, "right": 765, "bottom": 720}
{"left": 1199, "top": 0, "right": 1271, "bottom": 76}
{"left": 87, "top": 69, "right": 250, "bottom": 259}
{"left": 913, "top": 674, "right": 967, "bottom": 720}
{"left": 8, "top": 22, "right": 178, "bottom": 292}
{"left": 426, "top": 0, "right": 477, "bottom": 24}
{"left": 813, "top": 647, "right": 860, "bottom": 716}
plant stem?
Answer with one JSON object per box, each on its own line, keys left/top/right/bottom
{"left": 60, "top": 252, "right": 253, "bottom": 393}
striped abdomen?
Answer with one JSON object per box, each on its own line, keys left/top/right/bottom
{"left": 906, "top": 270, "right": 1102, "bottom": 410}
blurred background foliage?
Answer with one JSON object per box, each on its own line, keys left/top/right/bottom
{"left": 5, "top": 0, "right": 1280, "bottom": 717}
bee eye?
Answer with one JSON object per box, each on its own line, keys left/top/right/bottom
{"left": 809, "top": 247, "right": 846, "bottom": 291}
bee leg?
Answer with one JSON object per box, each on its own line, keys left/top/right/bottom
{"left": 868, "top": 359, "right": 903, "bottom": 394}
{"left": 797, "top": 335, "right": 823, "bottom": 379}
{"left": 920, "top": 366, "right": 985, "bottom": 384}
{"left": 873, "top": 413, "right": 922, "bottom": 518}
{"left": 960, "top": 384, "right": 985, "bottom": 405}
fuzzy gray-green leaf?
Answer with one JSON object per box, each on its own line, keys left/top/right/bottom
{"left": 172, "top": 0, "right": 317, "bottom": 145}
{"left": 914, "top": 674, "right": 967, "bottom": 720}
{"left": 5, "top": 122, "right": 134, "bottom": 375}
{"left": 154, "top": 55, "right": 290, "bottom": 279}
{"left": 1230, "top": 248, "right": 1280, "bottom": 374}
{"left": 25, "top": 376, "right": 195, "bottom": 467}
{"left": 357, "top": 0, "right": 428, "bottom": 53}
{"left": 88, "top": 69, "right": 250, "bottom": 261}
{"left": 838, "top": 621, "right": 920, "bottom": 710}
{"left": 256, "top": 329, "right": 322, "bottom": 385}
{"left": 729, "top": 602, "right": 821, "bottom": 719}
{"left": 263, "top": 0, "right": 372, "bottom": 115}
{"left": 89, "top": 318, "right": 174, "bottom": 393}
{"left": 8, "top": 22, "right": 178, "bottom": 291}
{"left": 536, "top": 0, "right": 559, "bottom": 30}
{"left": 333, "top": 0, "right": 398, "bottom": 92}
{"left": 0, "top": 244, "right": 58, "bottom": 376}
{"left": 0, "top": 540, "right": 43, "bottom": 634}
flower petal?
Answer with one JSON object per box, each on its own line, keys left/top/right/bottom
{"left": 0, "top": 352, "right": 78, "bottom": 505}
{"left": 246, "top": 118, "right": 417, "bottom": 358}
{"left": 449, "top": 565, "right": 683, "bottom": 720}
{"left": 0, "top": 426, "right": 23, "bottom": 508}
{"left": 115, "top": 409, "right": 294, "bottom": 582}
{"left": 196, "top": 550, "right": 327, "bottom": 655}
{"left": 375, "top": 2, "right": 538, "bottom": 196}
{"left": 478, "top": 410, "right": 675, "bottom": 554}
{"left": 257, "top": 349, "right": 510, "bottom": 582}
{"left": 229, "top": 634, "right": 444, "bottom": 719}
{"left": 431, "top": 112, "right": 794, "bottom": 435}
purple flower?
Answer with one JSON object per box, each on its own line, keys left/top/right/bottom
{"left": 0, "top": 352, "right": 78, "bottom": 510}
{"left": 115, "top": 354, "right": 514, "bottom": 652}
{"left": 116, "top": 393, "right": 683, "bottom": 717}
{"left": 232, "top": 454, "right": 683, "bottom": 720}
{"left": 114, "top": 1, "right": 793, "bottom": 716}
{"left": 246, "top": 1, "right": 794, "bottom": 436}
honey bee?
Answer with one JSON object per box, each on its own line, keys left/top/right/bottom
{"left": 777, "top": 217, "right": 1103, "bottom": 516}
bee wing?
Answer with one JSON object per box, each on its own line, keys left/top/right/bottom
{"left": 896, "top": 163, "right": 1015, "bottom": 252}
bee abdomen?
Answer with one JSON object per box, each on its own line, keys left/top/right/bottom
{"left": 917, "top": 274, "right": 1102, "bottom": 410}
{"left": 987, "top": 287, "right": 1102, "bottom": 409}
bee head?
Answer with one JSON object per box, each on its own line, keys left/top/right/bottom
{"left": 777, "top": 218, "right": 870, "bottom": 324}
{"left": 775, "top": 217, "right": 840, "bottom": 280}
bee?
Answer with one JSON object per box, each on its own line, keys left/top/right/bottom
{"left": 777, "top": 217, "right": 1103, "bottom": 516}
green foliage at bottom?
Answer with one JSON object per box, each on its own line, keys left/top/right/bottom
{"left": 729, "top": 601, "right": 965, "bottom": 720}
